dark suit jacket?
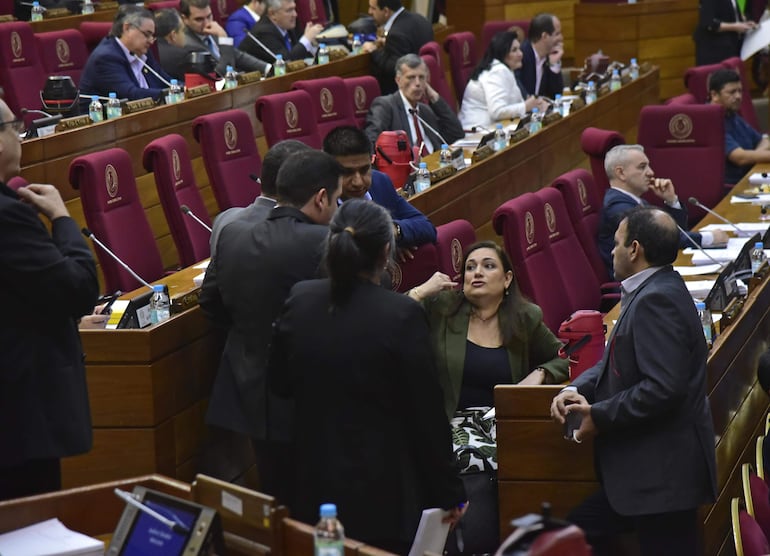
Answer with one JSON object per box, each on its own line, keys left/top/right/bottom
{"left": 571, "top": 266, "right": 717, "bottom": 515}
{"left": 369, "top": 170, "right": 435, "bottom": 246}
{"left": 268, "top": 278, "right": 465, "bottom": 544}
{"left": 598, "top": 188, "right": 703, "bottom": 279}
{"left": 239, "top": 16, "right": 312, "bottom": 62}
{"left": 515, "top": 40, "right": 564, "bottom": 99}
{"left": 371, "top": 9, "right": 433, "bottom": 94}
{"left": 694, "top": 0, "right": 743, "bottom": 65}
{"left": 209, "top": 195, "right": 276, "bottom": 257}
{"left": 79, "top": 37, "right": 172, "bottom": 103}
{"left": 199, "top": 206, "right": 327, "bottom": 441}
{"left": 0, "top": 182, "right": 98, "bottom": 468}
{"left": 364, "top": 92, "right": 464, "bottom": 154}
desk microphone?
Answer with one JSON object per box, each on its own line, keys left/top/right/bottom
{"left": 114, "top": 489, "right": 190, "bottom": 534}
{"left": 408, "top": 107, "right": 449, "bottom": 148}
{"left": 676, "top": 223, "right": 723, "bottom": 268}
{"left": 131, "top": 54, "right": 173, "bottom": 88}
{"left": 470, "top": 125, "right": 492, "bottom": 134}
{"left": 246, "top": 31, "right": 279, "bottom": 62}
{"left": 688, "top": 196, "right": 750, "bottom": 236}
{"left": 81, "top": 228, "right": 153, "bottom": 289}
{"left": 79, "top": 93, "right": 112, "bottom": 101}
{"left": 249, "top": 173, "right": 262, "bottom": 184}
{"left": 180, "top": 205, "right": 212, "bottom": 233}
{"left": 21, "top": 107, "right": 55, "bottom": 119}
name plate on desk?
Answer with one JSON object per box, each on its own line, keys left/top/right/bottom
{"left": 172, "top": 289, "right": 201, "bottom": 314}
{"left": 598, "top": 83, "right": 610, "bottom": 97}
{"left": 55, "top": 115, "right": 92, "bottom": 132}
{"left": 236, "top": 71, "right": 261, "bottom": 85}
{"left": 185, "top": 84, "right": 212, "bottom": 98}
{"left": 123, "top": 97, "right": 155, "bottom": 114}
{"left": 286, "top": 60, "right": 307, "bottom": 73}
{"left": 96, "top": 0, "right": 117, "bottom": 9}
{"left": 542, "top": 111, "right": 562, "bottom": 127}
{"left": 45, "top": 7, "right": 69, "bottom": 16}
{"left": 430, "top": 165, "right": 456, "bottom": 183}
{"left": 640, "top": 61, "right": 653, "bottom": 74}
{"left": 472, "top": 144, "right": 494, "bottom": 163}
{"left": 0, "top": 14, "right": 13, "bottom": 21}
{"left": 509, "top": 127, "right": 529, "bottom": 145}
{"left": 571, "top": 97, "right": 586, "bottom": 111}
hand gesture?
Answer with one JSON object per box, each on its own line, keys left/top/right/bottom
{"left": 16, "top": 183, "right": 69, "bottom": 221}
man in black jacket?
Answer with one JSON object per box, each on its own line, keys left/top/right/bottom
{"left": 516, "top": 13, "right": 564, "bottom": 99}
{"left": 239, "top": 0, "right": 323, "bottom": 62}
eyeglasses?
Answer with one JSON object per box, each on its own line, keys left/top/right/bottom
{"left": 131, "top": 24, "right": 156, "bottom": 42}
{"left": 0, "top": 118, "right": 26, "bottom": 136}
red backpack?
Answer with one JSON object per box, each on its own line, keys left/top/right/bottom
{"left": 373, "top": 130, "right": 417, "bottom": 190}
{"left": 557, "top": 310, "right": 606, "bottom": 380}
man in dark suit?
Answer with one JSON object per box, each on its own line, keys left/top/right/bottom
{"left": 79, "top": 7, "right": 173, "bottom": 104}
{"left": 239, "top": 0, "right": 323, "bottom": 62}
{"left": 0, "top": 97, "right": 99, "bottom": 501}
{"left": 551, "top": 206, "right": 717, "bottom": 556}
{"left": 515, "top": 13, "right": 564, "bottom": 99}
{"left": 361, "top": 0, "right": 434, "bottom": 94}
{"left": 323, "top": 125, "right": 436, "bottom": 262}
{"left": 365, "top": 54, "right": 463, "bottom": 155}
{"left": 159, "top": 0, "right": 270, "bottom": 80}
{"left": 199, "top": 150, "right": 342, "bottom": 503}
{"left": 597, "top": 144, "right": 727, "bottom": 279}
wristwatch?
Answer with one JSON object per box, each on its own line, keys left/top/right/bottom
{"left": 394, "top": 223, "right": 402, "bottom": 241}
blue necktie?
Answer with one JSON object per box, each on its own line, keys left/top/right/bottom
{"left": 283, "top": 32, "right": 292, "bottom": 52}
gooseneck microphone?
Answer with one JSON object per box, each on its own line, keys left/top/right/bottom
{"left": 470, "top": 125, "right": 492, "bottom": 134}
{"left": 688, "top": 197, "right": 749, "bottom": 236}
{"left": 180, "top": 205, "right": 212, "bottom": 233}
{"left": 249, "top": 173, "right": 262, "bottom": 184}
{"left": 676, "top": 223, "right": 723, "bottom": 267}
{"left": 114, "top": 489, "right": 190, "bottom": 534}
{"left": 246, "top": 31, "right": 278, "bottom": 61}
{"left": 131, "top": 53, "right": 173, "bottom": 88}
{"left": 81, "top": 228, "right": 153, "bottom": 289}
{"left": 408, "top": 107, "right": 449, "bottom": 147}
{"left": 21, "top": 107, "right": 55, "bottom": 119}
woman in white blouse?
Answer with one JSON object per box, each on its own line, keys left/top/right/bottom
{"left": 459, "top": 31, "right": 549, "bottom": 130}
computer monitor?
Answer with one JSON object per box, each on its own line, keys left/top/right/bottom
{"left": 115, "top": 288, "right": 159, "bottom": 329}
{"left": 705, "top": 261, "right": 739, "bottom": 312}
{"left": 733, "top": 232, "right": 761, "bottom": 280}
{"left": 25, "top": 114, "right": 62, "bottom": 139}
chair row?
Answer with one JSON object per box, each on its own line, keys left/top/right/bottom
{"left": 731, "top": 432, "right": 770, "bottom": 556}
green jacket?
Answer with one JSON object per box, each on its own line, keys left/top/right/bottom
{"left": 422, "top": 292, "right": 569, "bottom": 418}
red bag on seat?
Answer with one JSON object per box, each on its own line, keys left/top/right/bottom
{"left": 373, "top": 130, "right": 415, "bottom": 190}
{"left": 557, "top": 310, "right": 606, "bottom": 381}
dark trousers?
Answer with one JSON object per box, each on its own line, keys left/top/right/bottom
{"left": 0, "top": 458, "right": 61, "bottom": 502}
{"left": 568, "top": 489, "right": 701, "bottom": 556}
{"left": 251, "top": 438, "right": 294, "bottom": 507}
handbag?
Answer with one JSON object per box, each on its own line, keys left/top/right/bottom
{"left": 373, "top": 130, "right": 416, "bottom": 190}
{"left": 451, "top": 407, "right": 497, "bottom": 473}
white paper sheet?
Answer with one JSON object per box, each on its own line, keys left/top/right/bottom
{"left": 0, "top": 518, "right": 104, "bottom": 556}
{"left": 741, "top": 11, "right": 770, "bottom": 60}
{"left": 675, "top": 263, "right": 723, "bottom": 276}
{"left": 408, "top": 508, "right": 451, "bottom": 556}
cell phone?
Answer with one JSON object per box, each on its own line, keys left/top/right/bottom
{"left": 563, "top": 403, "right": 583, "bottom": 441}
{"left": 99, "top": 290, "right": 122, "bottom": 315}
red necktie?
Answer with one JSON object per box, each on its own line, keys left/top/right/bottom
{"left": 412, "top": 111, "right": 427, "bottom": 156}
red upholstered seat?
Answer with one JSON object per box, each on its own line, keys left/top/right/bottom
{"left": 292, "top": 77, "right": 357, "bottom": 141}
{"left": 580, "top": 127, "right": 625, "bottom": 195}
{"left": 418, "top": 41, "right": 442, "bottom": 66}
{"left": 146, "top": 0, "right": 180, "bottom": 11}
{"left": 481, "top": 20, "right": 530, "bottom": 51}
{"left": 295, "top": 0, "right": 328, "bottom": 26}
{"left": 422, "top": 54, "right": 456, "bottom": 111}
{"left": 0, "top": 22, "right": 46, "bottom": 115}
{"left": 143, "top": 134, "right": 212, "bottom": 268}
{"left": 255, "top": 89, "right": 322, "bottom": 149}
{"left": 443, "top": 31, "right": 478, "bottom": 105}
{"left": 78, "top": 21, "right": 111, "bottom": 53}
{"left": 7, "top": 176, "right": 28, "bottom": 191}
{"left": 493, "top": 192, "right": 573, "bottom": 332}
{"left": 435, "top": 219, "right": 475, "bottom": 280}
{"left": 637, "top": 103, "right": 727, "bottom": 225}
{"left": 35, "top": 29, "right": 89, "bottom": 87}
{"left": 210, "top": 0, "right": 239, "bottom": 25}
{"left": 192, "top": 108, "right": 262, "bottom": 211}
{"left": 664, "top": 92, "right": 697, "bottom": 105}
{"left": 733, "top": 497, "right": 770, "bottom": 556}
{"left": 344, "top": 75, "right": 380, "bottom": 129}
{"left": 684, "top": 56, "right": 759, "bottom": 130}
{"left": 69, "top": 148, "right": 165, "bottom": 292}
{"left": 388, "top": 242, "right": 439, "bottom": 293}
{"left": 743, "top": 463, "right": 770, "bottom": 543}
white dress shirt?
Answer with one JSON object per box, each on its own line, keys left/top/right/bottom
{"left": 459, "top": 59, "right": 527, "bottom": 129}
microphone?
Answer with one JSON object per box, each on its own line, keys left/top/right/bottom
{"left": 180, "top": 205, "right": 212, "bottom": 233}
{"left": 79, "top": 93, "right": 112, "bottom": 101}
{"left": 21, "top": 107, "right": 55, "bottom": 119}
{"left": 470, "top": 125, "right": 492, "bottom": 133}
{"left": 408, "top": 107, "right": 449, "bottom": 148}
{"left": 676, "top": 223, "right": 724, "bottom": 268}
{"left": 249, "top": 173, "right": 262, "bottom": 184}
{"left": 688, "top": 197, "right": 750, "bottom": 236}
{"left": 81, "top": 227, "right": 154, "bottom": 289}
{"left": 131, "top": 53, "right": 173, "bottom": 88}
{"left": 246, "top": 31, "right": 279, "bottom": 62}
{"left": 114, "top": 489, "right": 190, "bottom": 534}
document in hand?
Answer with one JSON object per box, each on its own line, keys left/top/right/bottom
{"left": 408, "top": 508, "right": 451, "bottom": 556}
{"left": 0, "top": 518, "right": 104, "bottom": 556}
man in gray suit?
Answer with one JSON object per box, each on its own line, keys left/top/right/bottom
{"left": 365, "top": 53, "right": 463, "bottom": 155}
{"left": 550, "top": 206, "right": 717, "bottom": 555}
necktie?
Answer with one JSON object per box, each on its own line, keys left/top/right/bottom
{"left": 412, "top": 110, "right": 427, "bottom": 156}
{"left": 283, "top": 32, "right": 292, "bottom": 52}
{"left": 206, "top": 35, "right": 220, "bottom": 59}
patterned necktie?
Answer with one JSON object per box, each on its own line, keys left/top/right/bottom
{"left": 206, "top": 35, "right": 220, "bottom": 59}
{"left": 412, "top": 110, "right": 427, "bottom": 156}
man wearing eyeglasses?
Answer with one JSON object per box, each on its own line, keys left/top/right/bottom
{"left": 0, "top": 97, "right": 99, "bottom": 501}
{"left": 80, "top": 6, "right": 173, "bottom": 107}
{"left": 239, "top": 0, "right": 324, "bottom": 63}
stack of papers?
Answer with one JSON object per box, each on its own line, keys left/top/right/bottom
{"left": 699, "top": 222, "right": 769, "bottom": 235}
{"left": 0, "top": 518, "right": 104, "bottom": 556}
{"left": 684, "top": 237, "right": 768, "bottom": 265}
{"left": 408, "top": 508, "right": 451, "bottom": 556}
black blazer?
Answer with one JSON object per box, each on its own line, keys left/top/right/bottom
{"left": 571, "top": 266, "right": 717, "bottom": 515}
{"left": 694, "top": 0, "right": 744, "bottom": 65}
{"left": 515, "top": 39, "right": 564, "bottom": 99}
{"left": 199, "top": 206, "right": 327, "bottom": 441}
{"left": 371, "top": 9, "right": 433, "bottom": 94}
{"left": 268, "top": 279, "right": 465, "bottom": 545}
{"left": 239, "top": 16, "right": 312, "bottom": 62}
{"left": 0, "top": 183, "right": 98, "bottom": 468}
{"left": 364, "top": 91, "right": 464, "bottom": 152}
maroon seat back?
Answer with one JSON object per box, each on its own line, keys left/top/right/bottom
{"left": 78, "top": 21, "right": 111, "bottom": 53}
{"left": 143, "top": 134, "right": 212, "bottom": 267}
{"left": 192, "top": 108, "right": 262, "bottom": 211}
{"left": 637, "top": 103, "right": 726, "bottom": 225}
{"left": 493, "top": 192, "right": 573, "bottom": 332}
{"left": 552, "top": 169, "right": 610, "bottom": 285}
{"left": 7, "top": 176, "right": 29, "bottom": 191}
{"left": 734, "top": 499, "right": 770, "bottom": 556}
{"left": 35, "top": 29, "right": 89, "bottom": 86}
{"left": 388, "top": 242, "right": 439, "bottom": 293}
{"left": 481, "top": 20, "right": 530, "bottom": 51}
{"left": 418, "top": 40, "right": 442, "bottom": 66}
{"left": 295, "top": 0, "right": 328, "bottom": 26}
{"left": 435, "top": 219, "right": 475, "bottom": 280}
{"left": 664, "top": 92, "right": 697, "bottom": 105}
{"left": 443, "top": 31, "right": 477, "bottom": 104}
{"left": 210, "top": 0, "right": 238, "bottom": 25}
{"left": 344, "top": 75, "right": 380, "bottom": 129}
{"left": 146, "top": 0, "right": 180, "bottom": 11}
{"left": 69, "top": 148, "right": 165, "bottom": 292}
{"left": 255, "top": 89, "right": 322, "bottom": 149}
{"left": 580, "top": 127, "right": 625, "bottom": 195}
{"left": 291, "top": 77, "right": 356, "bottom": 140}
{"left": 422, "top": 53, "right": 456, "bottom": 110}
{"left": 0, "top": 22, "right": 45, "bottom": 115}
{"left": 748, "top": 468, "right": 770, "bottom": 542}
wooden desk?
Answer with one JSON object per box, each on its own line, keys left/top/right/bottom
{"left": 28, "top": 8, "right": 116, "bottom": 32}
{"left": 495, "top": 167, "right": 770, "bottom": 556}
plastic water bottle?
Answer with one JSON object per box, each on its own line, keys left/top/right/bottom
{"left": 751, "top": 241, "right": 767, "bottom": 274}
{"left": 609, "top": 68, "right": 621, "bottom": 91}
{"left": 554, "top": 94, "right": 563, "bottom": 117}
{"left": 314, "top": 504, "right": 344, "bottom": 556}
{"left": 106, "top": 92, "right": 122, "bottom": 119}
{"left": 585, "top": 80, "right": 597, "bottom": 105}
{"left": 414, "top": 162, "right": 431, "bottom": 193}
{"left": 351, "top": 34, "right": 362, "bottom": 55}
{"left": 31, "top": 1, "right": 44, "bottom": 21}
{"left": 629, "top": 58, "right": 640, "bottom": 80}
{"left": 167, "top": 79, "right": 183, "bottom": 104}
{"left": 149, "top": 285, "right": 171, "bottom": 324}
{"left": 493, "top": 123, "right": 507, "bottom": 151}
{"left": 82, "top": 0, "right": 94, "bottom": 15}
{"left": 317, "top": 43, "right": 329, "bottom": 65}
{"left": 273, "top": 54, "right": 286, "bottom": 76}
{"left": 88, "top": 96, "right": 103, "bottom": 122}
{"left": 528, "top": 107, "right": 542, "bottom": 134}
{"left": 439, "top": 143, "right": 452, "bottom": 167}
{"left": 224, "top": 65, "right": 238, "bottom": 89}
{"left": 695, "top": 301, "right": 713, "bottom": 347}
